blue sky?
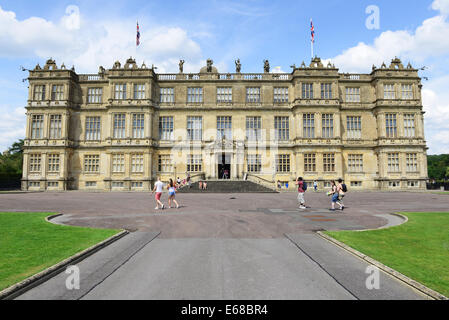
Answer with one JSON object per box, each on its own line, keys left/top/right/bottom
{"left": 1, "top": 0, "right": 449, "bottom": 154}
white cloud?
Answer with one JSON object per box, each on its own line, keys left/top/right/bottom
{"left": 0, "top": 105, "right": 26, "bottom": 152}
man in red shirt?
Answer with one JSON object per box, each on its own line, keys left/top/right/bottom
{"left": 295, "top": 177, "right": 307, "bottom": 209}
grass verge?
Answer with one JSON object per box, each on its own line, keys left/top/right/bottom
{"left": 0, "top": 212, "right": 120, "bottom": 291}
{"left": 325, "top": 212, "right": 449, "bottom": 297}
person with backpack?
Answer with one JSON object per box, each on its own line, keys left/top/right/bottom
{"left": 295, "top": 177, "right": 307, "bottom": 209}
{"left": 336, "top": 178, "right": 346, "bottom": 211}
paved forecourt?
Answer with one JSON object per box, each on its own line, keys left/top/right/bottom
{"left": 3, "top": 191, "right": 445, "bottom": 300}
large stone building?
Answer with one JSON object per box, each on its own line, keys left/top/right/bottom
{"left": 22, "top": 56, "right": 428, "bottom": 191}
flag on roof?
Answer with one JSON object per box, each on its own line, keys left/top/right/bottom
{"left": 136, "top": 22, "right": 140, "bottom": 46}
{"left": 310, "top": 19, "right": 315, "bottom": 43}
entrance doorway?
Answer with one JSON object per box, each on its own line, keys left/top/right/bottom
{"left": 218, "top": 153, "right": 231, "bottom": 179}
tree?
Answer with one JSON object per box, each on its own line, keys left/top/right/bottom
{"left": 427, "top": 154, "right": 449, "bottom": 181}
{"left": 0, "top": 139, "right": 24, "bottom": 175}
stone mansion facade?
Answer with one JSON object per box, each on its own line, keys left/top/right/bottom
{"left": 22, "top": 57, "right": 428, "bottom": 191}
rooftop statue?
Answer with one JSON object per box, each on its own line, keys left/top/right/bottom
{"left": 264, "top": 60, "right": 270, "bottom": 73}
{"left": 235, "top": 59, "right": 241, "bottom": 73}
{"left": 207, "top": 59, "right": 214, "bottom": 73}
{"left": 179, "top": 60, "right": 185, "bottom": 73}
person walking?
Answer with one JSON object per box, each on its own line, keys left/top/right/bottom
{"left": 168, "top": 178, "right": 180, "bottom": 209}
{"left": 186, "top": 173, "right": 191, "bottom": 188}
{"left": 329, "top": 180, "right": 343, "bottom": 211}
{"left": 152, "top": 177, "right": 165, "bottom": 210}
{"left": 336, "top": 178, "right": 346, "bottom": 211}
{"left": 295, "top": 177, "right": 307, "bottom": 209}
{"left": 313, "top": 180, "right": 318, "bottom": 192}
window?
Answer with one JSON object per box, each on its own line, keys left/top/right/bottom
{"left": 133, "top": 84, "right": 146, "bottom": 99}
{"left": 217, "top": 87, "right": 232, "bottom": 103}
{"left": 323, "top": 153, "right": 335, "bottom": 172}
{"left": 187, "top": 116, "right": 202, "bottom": 141}
{"left": 31, "top": 115, "right": 44, "bottom": 139}
{"left": 247, "top": 155, "right": 262, "bottom": 173}
{"left": 402, "top": 84, "right": 413, "bottom": 100}
{"left": 187, "top": 87, "right": 203, "bottom": 103}
{"left": 351, "top": 181, "right": 362, "bottom": 187}
{"left": 187, "top": 155, "right": 202, "bottom": 172}
{"left": 384, "top": 84, "right": 395, "bottom": 99}
{"left": 275, "top": 116, "right": 289, "bottom": 141}
{"left": 321, "top": 83, "right": 332, "bottom": 99}
{"left": 348, "top": 154, "right": 363, "bottom": 172}
{"left": 112, "top": 154, "right": 125, "bottom": 173}
{"left": 88, "top": 88, "right": 103, "bottom": 104}
{"left": 246, "top": 117, "right": 262, "bottom": 141}
{"left": 29, "top": 154, "right": 41, "bottom": 173}
{"left": 131, "top": 154, "right": 144, "bottom": 173}
{"left": 85, "top": 181, "right": 97, "bottom": 188}
{"left": 114, "top": 84, "right": 127, "bottom": 100}
{"left": 158, "top": 155, "right": 173, "bottom": 172}
{"left": 160, "top": 88, "right": 174, "bottom": 103}
{"left": 406, "top": 153, "right": 418, "bottom": 172}
{"left": 322, "top": 114, "right": 334, "bottom": 138}
{"left": 276, "top": 154, "right": 290, "bottom": 173}
{"left": 47, "top": 182, "right": 59, "bottom": 188}
{"left": 389, "top": 181, "right": 400, "bottom": 188}
{"left": 347, "top": 116, "right": 362, "bottom": 139}
{"left": 47, "top": 154, "right": 60, "bottom": 173}
{"left": 51, "top": 85, "right": 64, "bottom": 101}
{"left": 85, "top": 117, "right": 101, "bottom": 141}
{"left": 112, "top": 182, "right": 124, "bottom": 188}
{"left": 159, "top": 116, "right": 174, "bottom": 141}
{"left": 113, "top": 114, "right": 126, "bottom": 139}
{"left": 34, "top": 85, "right": 46, "bottom": 101}
{"left": 407, "top": 181, "right": 419, "bottom": 188}
{"left": 132, "top": 114, "right": 145, "bottom": 139}
{"left": 303, "top": 114, "right": 315, "bottom": 138}
{"left": 217, "top": 116, "right": 232, "bottom": 140}
{"left": 386, "top": 114, "right": 397, "bottom": 138}
{"left": 388, "top": 153, "right": 400, "bottom": 172}
{"left": 346, "top": 87, "right": 360, "bottom": 103}
{"left": 246, "top": 87, "right": 260, "bottom": 103}
{"left": 274, "top": 87, "right": 288, "bottom": 103}
{"left": 302, "top": 83, "right": 313, "bottom": 99}
{"left": 404, "top": 114, "right": 415, "bottom": 138}
{"left": 29, "top": 182, "right": 40, "bottom": 188}
{"left": 84, "top": 155, "right": 100, "bottom": 173}
{"left": 132, "top": 182, "right": 143, "bottom": 188}
{"left": 304, "top": 154, "right": 316, "bottom": 172}
{"left": 49, "top": 114, "right": 62, "bottom": 139}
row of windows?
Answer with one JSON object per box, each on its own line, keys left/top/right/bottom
{"left": 29, "top": 154, "right": 60, "bottom": 173}
{"left": 387, "top": 153, "right": 419, "bottom": 173}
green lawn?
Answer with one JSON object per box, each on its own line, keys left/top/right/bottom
{"left": 325, "top": 212, "right": 449, "bottom": 297}
{"left": 0, "top": 212, "right": 120, "bottom": 291}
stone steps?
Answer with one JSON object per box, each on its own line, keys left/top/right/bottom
{"left": 177, "top": 180, "right": 277, "bottom": 193}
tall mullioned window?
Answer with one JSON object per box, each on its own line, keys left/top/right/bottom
{"left": 160, "top": 88, "right": 174, "bottom": 103}
{"left": 187, "top": 116, "right": 202, "bottom": 141}
{"left": 112, "top": 154, "right": 125, "bottom": 173}
{"left": 246, "top": 117, "right": 262, "bottom": 141}
{"left": 345, "top": 87, "right": 360, "bottom": 103}
{"left": 247, "top": 155, "right": 262, "bottom": 173}
{"left": 386, "top": 114, "right": 397, "bottom": 138}
{"left": 88, "top": 88, "right": 103, "bottom": 104}
{"left": 31, "top": 115, "right": 44, "bottom": 139}
{"left": 384, "top": 84, "right": 395, "bottom": 99}
{"left": 34, "top": 85, "right": 46, "bottom": 101}
{"left": 246, "top": 87, "right": 260, "bottom": 103}
{"left": 85, "top": 117, "right": 101, "bottom": 141}
{"left": 276, "top": 154, "right": 290, "bottom": 173}
{"left": 321, "top": 83, "right": 332, "bottom": 99}
{"left": 322, "top": 114, "right": 334, "bottom": 138}
{"left": 274, "top": 87, "right": 288, "bottom": 103}
{"left": 159, "top": 116, "right": 174, "bottom": 141}
{"left": 406, "top": 153, "right": 418, "bottom": 172}
{"left": 132, "top": 113, "right": 145, "bottom": 139}
{"left": 187, "top": 155, "right": 202, "bottom": 172}
{"left": 187, "top": 87, "right": 203, "bottom": 103}
{"left": 114, "top": 84, "right": 127, "bottom": 100}
{"left": 348, "top": 154, "right": 363, "bottom": 172}
{"left": 47, "top": 154, "right": 60, "bottom": 173}
{"left": 217, "top": 116, "right": 232, "bottom": 140}
{"left": 29, "top": 154, "right": 42, "bottom": 173}
{"left": 323, "top": 153, "right": 335, "bottom": 172}
{"left": 404, "top": 114, "right": 415, "bottom": 137}
{"left": 303, "top": 114, "right": 315, "bottom": 138}
{"left": 51, "top": 85, "right": 64, "bottom": 101}
{"left": 304, "top": 154, "right": 316, "bottom": 172}
{"left": 302, "top": 83, "right": 313, "bottom": 99}
{"left": 158, "top": 155, "right": 173, "bottom": 172}
{"left": 113, "top": 114, "right": 126, "bottom": 139}
{"left": 131, "top": 154, "right": 144, "bottom": 173}
{"left": 217, "top": 87, "right": 232, "bottom": 103}
{"left": 401, "top": 84, "right": 413, "bottom": 100}
{"left": 133, "top": 84, "right": 146, "bottom": 100}
{"left": 49, "top": 114, "right": 62, "bottom": 139}
{"left": 84, "top": 155, "right": 100, "bottom": 173}
{"left": 388, "top": 153, "right": 400, "bottom": 172}
{"left": 347, "top": 116, "right": 362, "bottom": 140}
{"left": 275, "top": 116, "right": 289, "bottom": 141}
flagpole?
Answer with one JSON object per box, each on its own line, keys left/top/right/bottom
{"left": 311, "top": 40, "right": 314, "bottom": 59}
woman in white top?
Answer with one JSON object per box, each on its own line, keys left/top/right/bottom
{"left": 168, "top": 178, "right": 180, "bottom": 209}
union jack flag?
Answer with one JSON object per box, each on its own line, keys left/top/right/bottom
{"left": 310, "top": 19, "right": 315, "bottom": 43}
{"left": 136, "top": 22, "right": 140, "bottom": 46}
